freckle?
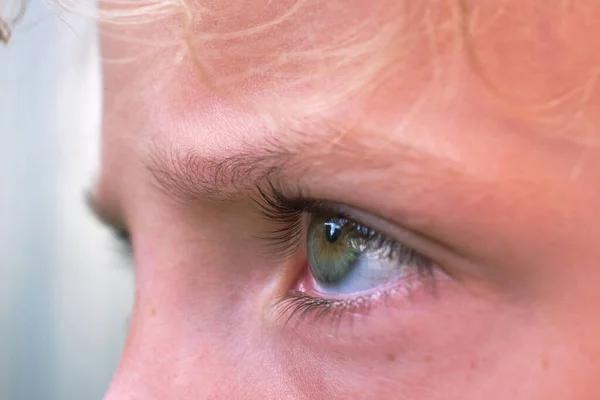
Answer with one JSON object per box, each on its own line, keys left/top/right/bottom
{"left": 423, "top": 354, "right": 433, "bottom": 363}
{"left": 541, "top": 355, "right": 549, "bottom": 371}
{"left": 469, "top": 359, "right": 477, "bottom": 370}
{"left": 150, "top": 307, "right": 156, "bottom": 317}
{"left": 386, "top": 353, "right": 396, "bottom": 362}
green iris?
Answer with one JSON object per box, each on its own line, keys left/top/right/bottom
{"left": 307, "top": 216, "right": 362, "bottom": 285}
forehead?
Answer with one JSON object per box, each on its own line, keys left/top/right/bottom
{"left": 97, "top": 0, "right": 600, "bottom": 214}
{"left": 102, "top": 0, "right": 600, "bottom": 123}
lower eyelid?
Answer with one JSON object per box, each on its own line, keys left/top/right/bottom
{"left": 272, "top": 261, "right": 449, "bottom": 329}
{"left": 252, "top": 190, "right": 466, "bottom": 328}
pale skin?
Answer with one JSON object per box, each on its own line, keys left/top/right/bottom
{"left": 95, "top": 1, "right": 600, "bottom": 399}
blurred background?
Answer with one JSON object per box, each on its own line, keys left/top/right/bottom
{"left": 0, "top": 2, "right": 134, "bottom": 399}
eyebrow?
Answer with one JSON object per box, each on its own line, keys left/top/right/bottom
{"left": 146, "top": 140, "right": 299, "bottom": 204}
{"left": 143, "top": 113, "right": 455, "bottom": 206}
{"left": 87, "top": 136, "right": 309, "bottom": 236}
{"left": 90, "top": 123, "right": 457, "bottom": 238}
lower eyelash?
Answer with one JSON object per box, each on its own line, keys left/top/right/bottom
{"left": 274, "top": 291, "right": 375, "bottom": 326}
{"left": 253, "top": 183, "right": 441, "bottom": 326}
{"left": 274, "top": 270, "right": 437, "bottom": 327}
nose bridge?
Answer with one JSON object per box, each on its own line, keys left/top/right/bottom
{"left": 102, "top": 317, "right": 296, "bottom": 400}
{"left": 103, "top": 353, "right": 198, "bottom": 400}
{"left": 102, "top": 350, "right": 235, "bottom": 400}
{"left": 101, "top": 316, "right": 177, "bottom": 399}
{"left": 99, "top": 260, "right": 237, "bottom": 399}
{"left": 101, "top": 313, "right": 230, "bottom": 400}
{"left": 103, "top": 364, "right": 142, "bottom": 400}
{"left": 100, "top": 225, "right": 286, "bottom": 399}
{"left": 102, "top": 337, "right": 156, "bottom": 400}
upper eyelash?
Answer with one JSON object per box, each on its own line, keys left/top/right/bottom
{"left": 252, "top": 184, "right": 434, "bottom": 274}
{"left": 251, "top": 183, "right": 318, "bottom": 259}
{"left": 252, "top": 183, "right": 442, "bottom": 326}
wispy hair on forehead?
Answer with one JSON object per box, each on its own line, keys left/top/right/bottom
{"left": 4, "top": 0, "right": 600, "bottom": 143}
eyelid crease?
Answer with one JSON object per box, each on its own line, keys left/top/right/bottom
{"left": 253, "top": 181, "right": 488, "bottom": 306}
{"left": 252, "top": 181, "right": 435, "bottom": 275}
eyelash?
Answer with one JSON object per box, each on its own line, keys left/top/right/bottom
{"left": 252, "top": 183, "right": 437, "bottom": 325}
{"left": 108, "top": 183, "right": 437, "bottom": 324}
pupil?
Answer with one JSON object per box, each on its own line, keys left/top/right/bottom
{"left": 324, "top": 221, "right": 342, "bottom": 243}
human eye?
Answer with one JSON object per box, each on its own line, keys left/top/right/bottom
{"left": 252, "top": 183, "right": 449, "bottom": 326}
{"left": 305, "top": 214, "right": 432, "bottom": 296}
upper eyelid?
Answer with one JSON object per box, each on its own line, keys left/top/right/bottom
{"left": 250, "top": 178, "right": 464, "bottom": 267}
{"left": 253, "top": 185, "right": 405, "bottom": 259}
{"left": 306, "top": 202, "right": 393, "bottom": 238}
{"left": 256, "top": 192, "right": 466, "bottom": 278}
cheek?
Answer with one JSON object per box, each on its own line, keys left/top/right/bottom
{"left": 108, "top": 225, "right": 300, "bottom": 397}
{"left": 108, "top": 242, "right": 598, "bottom": 400}
{"left": 286, "top": 299, "right": 497, "bottom": 398}
{"left": 108, "top": 202, "right": 600, "bottom": 400}
{"left": 275, "top": 291, "right": 581, "bottom": 400}
{"left": 108, "top": 289, "right": 337, "bottom": 399}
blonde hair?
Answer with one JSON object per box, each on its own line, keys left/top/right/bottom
{"left": 0, "top": 0, "right": 26, "bottom": 43}
{"left": 4, "top": 0, "right": 600, "bottom": 141}
{"left": 94, "top": 0, "right": 470, "bottom": 116}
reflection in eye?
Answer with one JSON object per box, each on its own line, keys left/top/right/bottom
{"left": 307, "top": 215, "right": 431, "bottom": 296}
{"left": 253, "top": 184, "right": 442, "bottom": 323}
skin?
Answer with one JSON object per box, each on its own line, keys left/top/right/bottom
{"left": 96, "top": 1, "right": 600, "bottom": 399}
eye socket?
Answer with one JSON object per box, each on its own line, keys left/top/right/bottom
{"left": 252, "top": 184, "right": 445, "bottom": 323}
{"left": 306, "top": 214, "right": 432, "bottom": 296}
